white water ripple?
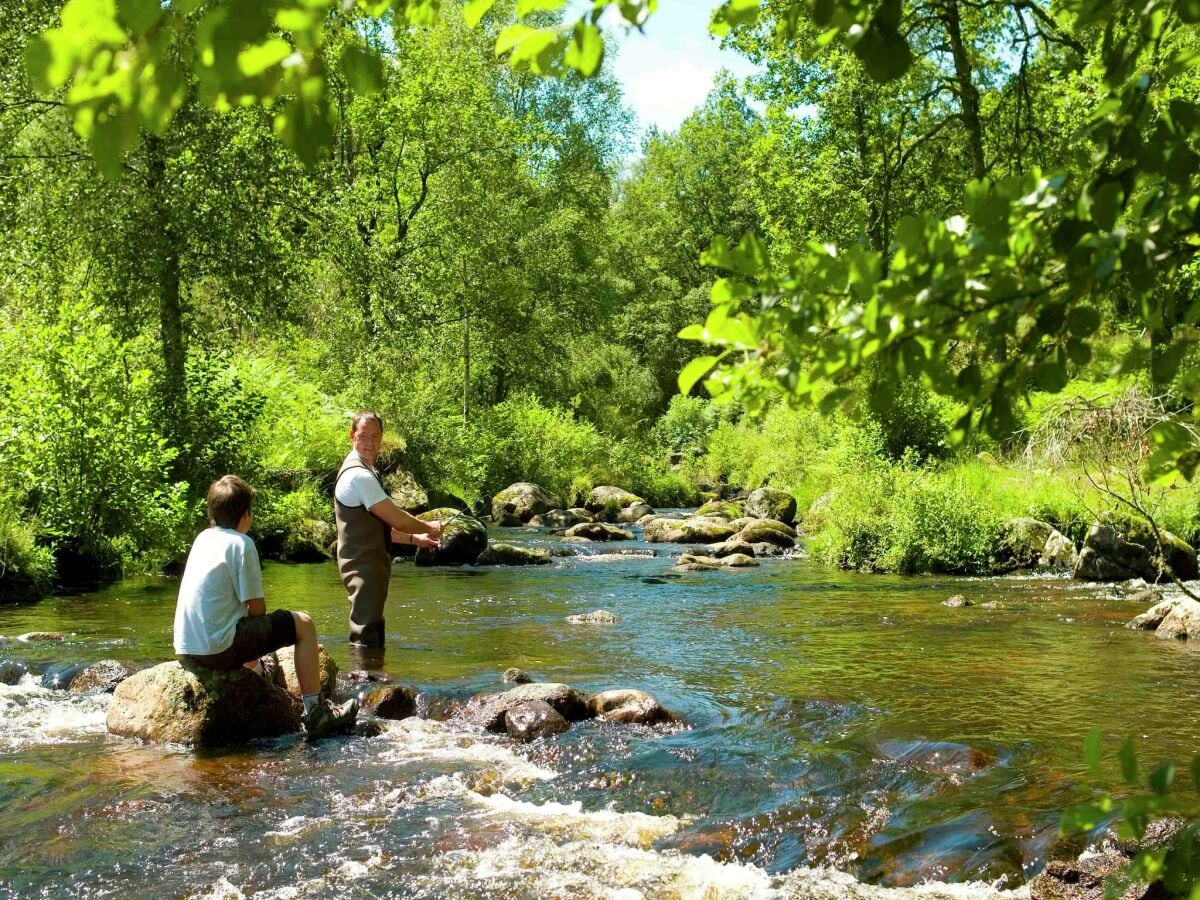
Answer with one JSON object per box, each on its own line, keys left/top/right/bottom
{"left": 0, "top": 674, "right": 108, "bottom": 751}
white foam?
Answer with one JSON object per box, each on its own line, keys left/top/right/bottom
{"left": 373, "top": 717, "right": 558, "bottom": 782}
{"left": 0, "top": 675, "right": 108, "bottom": 751}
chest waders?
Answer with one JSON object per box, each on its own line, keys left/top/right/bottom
{"left": 334, "top": 462, "right": 391, "bottom": 648}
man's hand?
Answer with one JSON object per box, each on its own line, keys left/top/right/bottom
{"left": 410, "top": 532, "right": 440, "bottom": 550}
{"left": 424, "top": 519, "right": 445, "bottom": 539}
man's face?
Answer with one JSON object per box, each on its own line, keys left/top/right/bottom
{"left": 351, "top": 420, "right": 383, "bottom": 465}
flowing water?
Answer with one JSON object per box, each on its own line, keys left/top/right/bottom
{"left": 1, "top": 521, "right": 1196, "bottom": 898}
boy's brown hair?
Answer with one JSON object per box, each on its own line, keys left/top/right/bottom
{"left": 207, "top": 475, "right": 255, "bottom": 529}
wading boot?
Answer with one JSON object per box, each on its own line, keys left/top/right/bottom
{"left": 302, "top": 697, "right": 359, "bottom": 741}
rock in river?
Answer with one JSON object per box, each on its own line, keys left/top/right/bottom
{"left": 0, "top": 659, "right": 28, "bottom": 685}
{"left": 414, "top": 508, "right": 488, "bottom": 566}
{"left": 460, "top": 682, "right": 591, "bottom": 732}
{"left": 475, "top": 542, "right": 552, "bottom": 566}
{"left": 563, "top": 523, "right": 634, "bottom": 542}
{"left": 744, "top": 487, "right": 797, "bottom": 525}
{"left": 1128, "top": 597, "right": 1200, "bottom": 641}
{"left": 505, "top": 700, "right": 570, "bottom": 742}
{"left": 491, "top": 483, "right": 562, "bottom": 526}
{"left": 589, "top": 689, "right": 678, "bottom": 725}
{"left": 644, "top": 518, "right": 737, "bottom": 544}
{"left": 274, "top": 643, "right": 338, "bottom": 700}
{"left": 585, "top": 486, "right": 644, "bottom": 516}
{"left": 69, "top": 659, "right": 140, "bottom": 694}
{"left": 107, "top": 661, "right": 300, "bottom": 747}
{"left": 566, "top": 610, "right": 619, "bottom": 624}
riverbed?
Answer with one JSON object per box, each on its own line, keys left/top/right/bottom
{"left": 0, "top": 523, "right": 1193, "bottom": 898}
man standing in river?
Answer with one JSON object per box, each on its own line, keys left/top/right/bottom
{"left": 334, "top": 411, "right": 442, "bottom": 648}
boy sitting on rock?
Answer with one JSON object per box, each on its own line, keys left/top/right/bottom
{"left": 173, "top": 475, "right": 357, "bottom": 741}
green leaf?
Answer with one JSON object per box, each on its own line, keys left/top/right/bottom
{"left": 679, "top": 355, "right": 721, "bottom": 395}
{"left": 1084, "top": 729, "right": 1103, "bottom": 774}
{"left": 1066, "top": 307, "right": 1101, "bottom": 338}
{"left": 819, "top": 387, "right": 853, "bottom": 415}
{"left": 117, "top": 0, "right": 161, "bottom": 35}
{"left": 1060, "top": 800, "right": 1109, "bottom": 833}
{"left": 238, "top": 38, "right": 292, "bottom": 77}
{"left": 564, "top": 23, "right": 603, "bottom": 76}
{"left": 23, "top": 37, "right": 52, "bottom": 91}
{"left": 1150, "top": 762, "right": 1176, "bottom": 796}
{"left": 1090, "top": 181, "right": 1125, "bottom": 231}
{"left": 1180, "top": 0, "right": 1200, "bottom": 23}
{"left": 1034, "top": 360, "right": 1068, "bottom": 392}
{"left": 464, "top": 0, "right": 499, "bottom": 27}
{"left": 1119, "top": 735, "right": 1139, "bottom": 785}
{"left": 853, "top": 24, "right": 912, "bottom": 83}
{"left": 340, "top": 45, "right": 384, "bottom": 94}
{"left": 88, "top": 112, "right": 128, "bottom": 180}
{"left": 495, "top": 23, "right": 533, "bottom": 56}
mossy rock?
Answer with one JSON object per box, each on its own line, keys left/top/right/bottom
{"left": 584, "top": 486, "right": 643, "bottom": 514}
{"left": 694, "top": 499, "right": 744, "bottom": 521}
{"left": 644, "top": 518, "right": 737, "bottom": 544}
{"left": 460, "top": 682, "right": 592, "bottom": 732}
{"left": 383, "top": 469, "right": 429, "bottom": 514}
{"left": 491, "top": 483, "right": 562, "bottom": 526}
{"left": 280, "top": 518, "right": 335, "bottom": 563}
{"left": 107, "top": 661, "right": 300, "bottom": 747}
{"left": 273, "top": 643, "right": 338, "bottom": 700}
{"left": 563, "top": 523, "right": 634, "bottom": 542}
{"left": 414, "top": 507, "right": 488, "bottom": 566}
{"left": 475, "top": 542, "right": 552, "bottom": 566}
{"left": 744, "top": 487, "right": 797, "bottom": 525}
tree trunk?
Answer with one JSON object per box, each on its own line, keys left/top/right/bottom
{"left": 145, "top": 136, "right": 188, "bottom": 452}
{"left": 942, "top": 0, "right": 987, "bottom": 181}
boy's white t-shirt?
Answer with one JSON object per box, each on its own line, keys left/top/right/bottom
{"left": 335, "top": 451, "right": 388, "bottom": 509}
{"left": 173, "top": 527, "right": 264, "bottom": 656}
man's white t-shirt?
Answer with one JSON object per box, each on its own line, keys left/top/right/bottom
{"left": 335, "top": 451, "right": 388, "bottom": 509}
{"left": 173, "top": 527, "right": 264, "bottom": 655}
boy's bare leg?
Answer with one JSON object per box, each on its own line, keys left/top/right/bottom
{"left": 291, "top": 612, "right": 320, "bottom": 696}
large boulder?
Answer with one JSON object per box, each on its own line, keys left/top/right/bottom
{"left": 384, "top": 469, "right": 429, "bottom": 514}
{"left": 588, "top": 689, "right": 678, "bottom": 726}
{"left": 491, "top": 483, "right": 562, "bottom": 526}
{"left": 505, "top": 700, "right": 569, "bottom": 742}
{"left": 644, "top": 518, "right": 737, "bottom": 544}
{"left": 735, "top": 520, "right": 796, "bottom": 548}
{"left": 475, "top": 542, "right": 552, "bottom": 566}
{"left": 585, "top": 486, "right": 644, "bottom": 519}
{"left": 107, "top": 661, "right": 300, "bottom": 747}
{"left": 992, "top": 518, "right": 1057, "bottom": 570}
{"left": 1073, "top": 521, "right": 1198, "bottom": 583}
{"left": 460, "top": 682, "right": 591, "bottom": 732}
{"left": 617, "top": 502, "right": 654, "bottom": 524}
{"left": 279, "top": 518, "right": 335, "bottom": 563}
{"left": 563, "top": 523, "right": 634, "bottom": 542}
{"left": 414, "top": 508, "right": 488, "bottom": 566}
{"left": 744, "top": 487, "right": 797, "bottom": 526}
{"left": 0, "top": 660, "right": 28, "bottom": 685}
{"left": 273, "top": 643, "right": 338, "bottom": 700}
{"left": 69, "top": 659, "right": 140, "bottom": 694}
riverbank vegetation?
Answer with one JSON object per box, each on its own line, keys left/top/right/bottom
{"left": 2, "top": 0, "right": 1198, "bottom": 596}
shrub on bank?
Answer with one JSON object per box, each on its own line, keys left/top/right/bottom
{"left": 0, "top": 505, "right": 55, "bottom": 601}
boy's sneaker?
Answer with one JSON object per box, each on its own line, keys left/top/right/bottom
{"left": 302, "top": 697, "right": 359, "bottom": 741}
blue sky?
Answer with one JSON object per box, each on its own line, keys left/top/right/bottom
{"left": 600, "top": 4, "right": 758, "bottom": 137}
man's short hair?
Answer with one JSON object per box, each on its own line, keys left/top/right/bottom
{"left": 351, "top": 410, "right": 383, "bottom": 435}
{"left": 207, "top": 475, "right": 255, "bottom": 529}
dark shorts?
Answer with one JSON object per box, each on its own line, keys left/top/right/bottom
{"left": 181, "top": 609, "right": 297, "bottom": 671}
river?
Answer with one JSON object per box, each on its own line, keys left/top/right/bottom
{"left": 0, "top": 521, "right": 1194, "bottom": 898}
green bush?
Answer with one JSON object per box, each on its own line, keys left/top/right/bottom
{"left": 0, "top": 302, "right": 188, "bottom": 578}
{"left": 0, "top": 499, "right": 55, "bottom": 600}
{"left": 236, "top": 355, "right": 348, "bottom": 472}
{"left": 252, "top": 478, "right": 332, "bottom": 560}
{"left": 865, "top": 377, "right": 951, "bottom": 462}
{"left": 650, "top": 395, "right": 740, "bottom": 455}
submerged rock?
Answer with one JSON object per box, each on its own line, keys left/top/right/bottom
{"left": 491, "top": 483, "right": 562, "bottom": 526}
{"left": 69, "top": 659, "right": 140, "bottom": 694}
{"left": 744, "top": 487, "right": 797, "bottom": 525}
{"left": 18, "top": 632, "right": 68, "bottom": 643}
{"left": 589, "top": 689, "right": 678, "bottom": 725}
{"left": 0, "top": 659, "right": 28, "bottom": 685}
{"left": 460, "top": 682, "right": 591, "bottom": 732}
{"left": 474, "top": 543, "right": 552, "bottom": 566}
{"left": 414, "top": 508, "right": 488, "bottom": 566}
{"left": 505, "top": 700, "right": 569, "bottom": 742}
{"left": 107, "top": 661, "right": 300, "bottom": 747}
{"left": 943, "top": 595, "right": 974, "bottom": 608}
{"left": 566, "top": 610, "right": 619, "bottom": 624}
{"left": 359, "top": 683, "right": 417, "bottom": 720}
